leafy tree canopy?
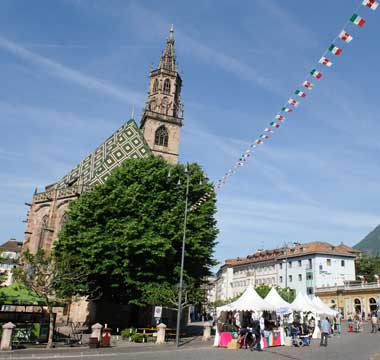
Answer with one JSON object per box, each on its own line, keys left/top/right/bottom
{"left": 55, "top": 156, "right": 218, "bottom": 305}
{"left": 355, "top": 253, "right": 380, "bottom": 281}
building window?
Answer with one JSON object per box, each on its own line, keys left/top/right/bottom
{"left": 39, "top": 215, "right": 49, "bottom": 249}
{"left": 307, "top": 287, "right": 314, "bottom": 295}
{"left": 289, "top": 275, "right": 293, "bottom": 282}
{"left": 298, "top": 260, "right": 302, "bottom": 267}
{"left": 327, "top": 259, "right": 331, "bottom": 266}
{"left": 308, "top": 258, "right": 312, "bottom": 269}
{"left": 154, "top": 125, "right": 169, "bottom": 147}
{"left": 153, "top": 79, "right": 159, "bottom": 93}
{"left": 298, "top": 274, "right": 302, "bottom": 281}
{"left": 163, "top": 79, "right": 171, "bottom": 94}
{"left": 306, "top": 273, "right": 313, "bottom": 280}
{"left": 279, "top": 276, "right": 283, "bottom": 283}
{"left": 279, "top": 263, "right": 283, "bottom": 270}
{"left": 288, "top": 261, "right": 292, "bottom": 268}
{"left": 341, "top": 260, "right": 345, "bottom": 267}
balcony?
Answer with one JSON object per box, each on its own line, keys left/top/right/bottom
{"left": 316, "top": 281, "right": 380, "bottom": 293}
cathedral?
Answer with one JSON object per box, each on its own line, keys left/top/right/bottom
{"left": 23, "top": 26, "right": 184, "bottom": 254}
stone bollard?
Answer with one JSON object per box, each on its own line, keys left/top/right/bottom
{"left": 156, "top": 323, "right": 167, "bottom": 344}
{"left": 91, "top": 323, "right": 103, "bottom": 342}
{"left": 202, "top": 321, "right": 212, "bottom": 341}
{"left": 1, "top": 322, "right": 16, "bottom": 351}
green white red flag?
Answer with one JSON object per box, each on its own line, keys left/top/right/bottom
{"left": 264, "top": 128, "right": 273, "bottom": 133}
{"left": 319, "top": 56, "right": 333, "bottom": 67}
{"left": 310, "top": 69, "right": 322, "bottom": 79}
{"left": 281, "top": 107, "right": 293, "bottom": 113}
{"left": 260, "top": 134, "right": 270, "bottom": 139}
{"left": 255, "top": 139, "right": 263, "bottom": 145}
{"left": 350, "top": 13, "right": 366, "bottom": 26}
{"left": 303, "top": 81, "right": 313, "bottom": 89}
{"left": 288, "top": 98, "right": 299, "bottom": 106}
{"left": 276, "top": 115, "right": 285, "bottom": 121}
{"left": 270, "top": 122, "right": 280, "bottom": 128}
{"left": 362, "top": 0, "right": 379, "bottom": 10}
{"left": 329, "top": 44, "right": 342, "bottom": 55}
{"left": 339, "top": 30, "right": 353, "bottom": 43}
{"left": 295, "top": 90, "right": 306, "bottom": 97}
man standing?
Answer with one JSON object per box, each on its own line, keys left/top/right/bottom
{"left": 371, "top": 313, "right": 378, "bottom": 333}
{"left": 320, "top": 318, "right": 331, "bottom": 347}
{"left": 335, "top": 314, "right": 342, "bottom": 335}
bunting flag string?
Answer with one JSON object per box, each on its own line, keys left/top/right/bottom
{"left": 190, "top": 0, "right": 378, "bottom": 212}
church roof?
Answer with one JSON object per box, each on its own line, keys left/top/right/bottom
{"left": 55, "top": 119, "right": 151, "bottom": 189}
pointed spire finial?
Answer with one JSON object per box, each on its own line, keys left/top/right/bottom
{"left": 131, "top": 105, "right": 135, "bottom": 120}
{"left": 169, "top": 24, "right": 174, "bottom": 41}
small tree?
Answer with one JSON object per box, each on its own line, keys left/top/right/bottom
{"left": 141, "top": 280, "right": 205, "bottom": 312}
{"left": 13, "top": 250, "right": 86, "bottom": 348}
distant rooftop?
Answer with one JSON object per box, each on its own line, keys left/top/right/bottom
{"left": 221, "top": 241, "right": 359, "bottom": 269}
{"left": 0, "top": 240, "right": 23, "bottom": 253}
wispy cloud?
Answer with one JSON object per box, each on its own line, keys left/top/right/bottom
{"left": 0, "top": 36, "right": 145, "bottom": 104}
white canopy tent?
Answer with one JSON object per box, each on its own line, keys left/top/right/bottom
{"left": 312, "top": 296, "right": 338, "bottom": 317}
{"left": 264, "top": 288, "right": 293, "bottom": 314}
{"left": 216, "top": 285, "right": 276, "bottom": 316}
{"left": 291, "top": 292, "right": 319, "bottom": 313}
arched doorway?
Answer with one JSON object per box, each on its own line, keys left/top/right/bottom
{"left": 330, "top": 299, "right": 337, "bottom": 309}
{"left": 354, "top": 298, "right": 361, "bottom": 314}
{"left": 369, "top": 298, "right": 377, "bottom": 313}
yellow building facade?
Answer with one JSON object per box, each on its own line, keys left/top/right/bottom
{"left": 316, "top": 282, "right": 380, "bottom": 318}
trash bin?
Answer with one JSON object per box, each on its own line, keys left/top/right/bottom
{"left": 101, "top": 328, "right": 111, "bottom": 347}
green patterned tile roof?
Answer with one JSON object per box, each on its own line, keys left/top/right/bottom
{"left": 55, "top": 119, "right": 151, "bottom": 189}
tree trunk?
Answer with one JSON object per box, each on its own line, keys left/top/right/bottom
{"left": 47, "top": 306, "right": 54, "bottom": 349}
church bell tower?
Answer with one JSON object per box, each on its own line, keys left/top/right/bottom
{"left": 140, "top": 25, "right": 183, "bottom": 164}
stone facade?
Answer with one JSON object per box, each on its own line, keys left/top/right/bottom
{"left": 140, "top": 25, "right": 183, "bottom": 165}
{"left": 316, "top": 281, "right": 380, "bottom": 318}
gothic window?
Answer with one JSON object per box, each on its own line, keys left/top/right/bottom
{"left": 154, "top": 125, "right": 169, "bottom": 147}
{"left": 163, "top": 79, "right": 171, "bottom": 94}
{"left": 39, "top": 215, "right": 49, "bottom": 249}
{"left": 153, "top": 79, "right": 158, "bottom": 93}
{"left": 60, "top": 213, "right": 68, "bottom": 230}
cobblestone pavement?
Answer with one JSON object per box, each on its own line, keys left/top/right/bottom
{"left": 0, "top": 322, "right": 380, "bottom": 360}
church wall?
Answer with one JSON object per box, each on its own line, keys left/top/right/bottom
{"left": 142, "top": 118, "right": 180, "bottom": 165}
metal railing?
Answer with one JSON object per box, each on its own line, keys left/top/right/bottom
{"left": 316, "top": 281, "right": 380, "bottom": 293}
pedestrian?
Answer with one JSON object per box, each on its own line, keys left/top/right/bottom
{"left": 335, "top": 314, "right": 342, "bottom": 335}
{"left": 371, "top": 313, "right": 378, "bottom": 333}
{"left": 250, "top": 314, "right": 263, "bottom": 351}
{"left": 320, "top": 317, "right": 331, "bottom": 347}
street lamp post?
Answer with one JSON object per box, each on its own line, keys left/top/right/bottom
{"left": 175, "top": 165, "right": 190, "bottom": 347}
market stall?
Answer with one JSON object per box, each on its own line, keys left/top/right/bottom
{"left": 214, "top": 286, "right": 284, "bottom": 349}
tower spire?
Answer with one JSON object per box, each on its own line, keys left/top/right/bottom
{"left": 159, "top": 25, "right": 176, "bottom": 72}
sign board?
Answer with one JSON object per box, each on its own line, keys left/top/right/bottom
{"left": 154, "top": 306, "right": 162, "bottom": 318}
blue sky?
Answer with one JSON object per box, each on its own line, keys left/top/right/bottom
{"left": 1, "top": 0, "right": 380, "bottom": 268}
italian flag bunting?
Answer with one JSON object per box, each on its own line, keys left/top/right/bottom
{"left": 339, "top": 30, "right": 353, "bottom": 43}
{"left": 260, "top": 134, "right": 270, "bottom": 139}
{"left": 310, "top": 69, "right": 322, "bottom": 79}
{"left": 319, "top": 56, "right": 333, "bottom": 67}
{"left": 362, "top": 0, "right": 379, "bottom": 10}
{"left": 350, "top": 13, "right": 366, "bottom": 26}
{"left": 281, "top": 107, "right": 293, "bottom": 113}
{"left": 255, "top": 139, "right": 263, "bottom": 145}
{"left": 295, "top": 90, "right": 306, "bottom": 97}
{"left": 264, "top": 128, "right": 273, "bottom": 133}
{"left": 276, "top": 115, "right": 285, "bottom": 121}
{"left": 270, "top": 122, "right": 280, "bottom": 128}
{"left": 303, "top": 81, "right": 313, "bottom": 89}
{"left": 288, "top": 98, "right": 299, "bottom": 107}
{"left": 329, "top": 44, "right": 342, "bottom": 55}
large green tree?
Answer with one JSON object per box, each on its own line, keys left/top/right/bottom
{"left": 55, "top": 156, "right": 218, "bottom": 305}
